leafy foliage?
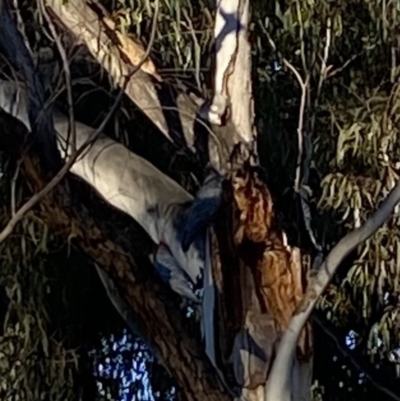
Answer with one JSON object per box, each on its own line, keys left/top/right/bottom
{"left": 0, "top": 160, "right": 79, "bottom": 400}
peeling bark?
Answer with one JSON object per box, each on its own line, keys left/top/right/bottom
{"left": 0, "top": 110, "right": 231, "bottom": 401}
{"left": 42, "top": 1, "right": 314, "bottom": 400}
{"left": 213, "top": 156, "right": 313, "bottom": 401}
{"left": 209, "top": 0, "right": 313, "bottom": 398}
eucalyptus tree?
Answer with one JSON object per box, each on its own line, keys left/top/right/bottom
{"left": 1, "top": 1, "right": 400, "bottom": 401}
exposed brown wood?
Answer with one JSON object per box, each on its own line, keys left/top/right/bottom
{"left": 215, "top": 155, "right": 313, "bottom": 392}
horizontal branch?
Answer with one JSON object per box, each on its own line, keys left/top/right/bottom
{"left": 266, "top": 180, "right": 400, "bottom": 401}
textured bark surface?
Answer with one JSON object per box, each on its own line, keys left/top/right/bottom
{"left": 213, "top": 156, "right": 313, "bottom": 397}
{"left": 207, "top": 0, "right": 314, "bottom": 397}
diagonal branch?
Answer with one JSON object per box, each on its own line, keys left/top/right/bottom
{"left": 0, "top": 91, "right": 232, "bottom": 401}
{"left": 46, "top": 0, "right": 200, "bottom": 151}
{"left": 266, "top": 180, "right": 400, "bottom": 401}
{"left": 0, "top": 77, "right": 123, "bottom": 243}
{"left": 0, "top": 0, "right": 160, "bottom": 244}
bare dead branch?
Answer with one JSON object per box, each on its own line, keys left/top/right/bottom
{"left": 266, "top": 179, "right": 400, "bottom": 401}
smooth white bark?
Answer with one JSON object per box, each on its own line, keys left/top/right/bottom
{"left": 213, "top": 0, "right": 254, "bottom": 142}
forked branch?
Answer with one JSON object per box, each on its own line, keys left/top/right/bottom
{"left": 266, "top": 180, "right": 400, "bottom": 401}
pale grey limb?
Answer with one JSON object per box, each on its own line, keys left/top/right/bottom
{"left": 211, "top": 0, "right": 253, "bottom": 140}
{"left": 45, "top": 0, "right": 202, "bottom": 154}
{"left": 266, "top": 180, "right": 400, "bottom": 401}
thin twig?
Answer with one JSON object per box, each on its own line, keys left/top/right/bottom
{"left": 0, "top": 0, "right": 160, "bottom": 244}
{"left": 282, "top": 58, "right": 308, "bottom": 193}
{"left": 266, "top": 179, "right": 400, "bottom": 401}
{"left": 39, "top": 0, "right": 77, "bottom": 152}
{"left": 11, "top": 158, "right": 23, "bottom": 216}
{"left": 297, "top": 19, "right": 332, "bottom": 254}
{"left": 262, "top": 19, "right": 327, "bottom": 253}
{"left": 295, "top": 0, "right": 307, "bottom": 73}
{"left": 327, "top": 44, "right": 376, "bottom": 79}
{"left": 259, "top": 24, "right": 309, "bottom": 192}
{"left": 11, "top": 0, "right": 33, "bottom": 59}
{"left": 298, "top": 18, "right": 331, "bottom": 193}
